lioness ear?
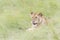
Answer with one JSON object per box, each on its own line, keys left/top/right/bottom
{"left": 31, "top": 12, "right": 33, "bottom": 15}
{"left": 30, "top": 12, "right": 33, "bottom": 17}
{"left": 38, "top": 13, "right": 43, "bottom": 16}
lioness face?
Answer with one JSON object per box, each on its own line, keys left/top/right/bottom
{"left": 30, "top": 12, "right": 43, "bottom": 27}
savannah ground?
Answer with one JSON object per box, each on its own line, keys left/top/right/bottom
{"left": 0, "top": 0, "right": 60, "bottom": 40}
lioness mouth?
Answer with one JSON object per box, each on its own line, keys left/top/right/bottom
{"left": 33, "top": 23, "right": 37, "bottom": 25}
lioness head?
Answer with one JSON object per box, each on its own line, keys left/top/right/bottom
{"left": 31, "top": 12, "right": 46, "bottom": 27}
{"left": 30, "top": 12, "right": 44, "bottom": 27}
{"left": 26, "top": 12, "right": 47, "bottom": 31}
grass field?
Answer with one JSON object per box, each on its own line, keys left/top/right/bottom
{"left": 0, "top": 0, "right": 60, "bottom": 40}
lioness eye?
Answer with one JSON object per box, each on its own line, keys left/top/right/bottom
{"left": 35, "top": 17, "right": 37, "bottom": 18}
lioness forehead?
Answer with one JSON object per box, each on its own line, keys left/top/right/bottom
{"left": 33, "top": 13, "right": 38, "bottom": 16}
{"left": 31, "top": 12, "right": 43, "bottom": 16}
{"left": 32, "top": 14, "right": 38, "bottom": 18}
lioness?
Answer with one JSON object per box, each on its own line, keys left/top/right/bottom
{"left": 27, "top": 12, "right": 47, "bottom": 31}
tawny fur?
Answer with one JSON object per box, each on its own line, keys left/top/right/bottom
{"left": 27, "top": 12, "right": 48, "bottom": 31}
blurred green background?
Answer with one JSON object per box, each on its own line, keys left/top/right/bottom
{"left": 0, "top": 0, "right": 60, "bottom": 40}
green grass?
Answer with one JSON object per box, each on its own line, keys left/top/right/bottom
{"left": 0, "top": 0, "right": 60, "bottom": 40}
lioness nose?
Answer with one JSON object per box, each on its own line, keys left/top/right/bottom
{"left": 32, "top": 21, "right": 36, "bottom": 23}
{"left": 32, "top": 21, "right": 35, "bottom": 23}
